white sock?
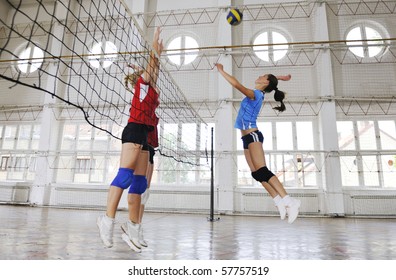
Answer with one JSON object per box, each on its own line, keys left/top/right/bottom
{"left": 104, "top": 214, "right": 115, "bottom": 225}
{"left": 273, "top": 195, "right": 282, "bottom": 206}
{"left": 282, "top": 195, "right": 292, "bottom": 206}
{"left": 128, "top": 220, "right": 139, "bottom": 227}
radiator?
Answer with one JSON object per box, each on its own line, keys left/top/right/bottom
{"left": 0, "top": 184, "right": 30, "bottom": 203}
{"left": 241, "top": 192, "right": 320, "bottom": 214}
{"left": 51, "top": 187, "right": 109, "bottom": 208}
{"left": 351, "top": 195, "right": 396, "bottom": 216}
{"left": 146, "top": 190, "right": 211, "bottom": 212}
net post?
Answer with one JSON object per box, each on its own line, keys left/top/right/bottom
{"left": 208, "top": 127, "right": 219, "bottom": 222}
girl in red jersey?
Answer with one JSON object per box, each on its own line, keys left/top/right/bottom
{"left": 97, "top": 27, "right": 163, "bottom": 252}
{"left": 123, "top": 65, "right": 160, "bottom": 248}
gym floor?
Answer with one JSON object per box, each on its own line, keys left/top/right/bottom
{"left": 1, "top": 204, "right": 395, "bottom": 260}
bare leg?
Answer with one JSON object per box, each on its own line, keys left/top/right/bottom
{"left": 267, "top": 176, "right": 287, "bottom": 197}
{"left": 128, "top": 149, "right": 149, "bottom": 223}
{"left": 261, "top": 181, "right": 279, "bottom": 198}
{"left": 138, "top": 205, "right": 145, "bottom": 224}
{"left": 98, "top": 143, "right": 142, "bottom": 248}
{"left": 244, "top": 142, "right": 286, "bottom": 197}
{"left": 119, "top": 143, "right": 142, "bottom": 169}
{"left": 106, "top": 142, "right": 142, "bottom": 217}
{"left": 246, "top": 142, "right": 300, "bottom": 223}
{"left": 127, "top": 193, "right": 141, "bottom": 223}
{"left": 244, "top": 141, "right": 291, "bottom": 220}
{"left": 139, "top": 161, "right": 153, "bottom": 223}
{"left": 106, "top": 187, "right": 124, "bottom": 218}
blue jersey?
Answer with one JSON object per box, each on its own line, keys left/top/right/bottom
{"left": 234, "top": 89, "right": 264, "bottom": 130}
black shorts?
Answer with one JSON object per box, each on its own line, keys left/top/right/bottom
{"left": 148, "top": 145, "right": 156, "bottom": 164}
{"left": 241, "top": 130, "right": 264, "bottom": 149}
{"left": 121, "top": 122, "right": 151, "bottom": 150}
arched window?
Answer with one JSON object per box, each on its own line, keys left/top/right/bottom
{"left": 253, "top": 30, "right": 289, "bottom": 62}
{"left": 346, "top": 24, "right": 385, "bottom": 58}
{"left": 88, "top": 41, "right": 117, "bottom": 68}
{"left": 166, "top": 35, "right": 199, "bottom": 66}
{"left": 16, "top": 44, "right": 44, "bottom": 73}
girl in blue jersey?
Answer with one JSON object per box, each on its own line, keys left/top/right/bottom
{"left": 215, "top": 63, "right": 301, "bottom": 224}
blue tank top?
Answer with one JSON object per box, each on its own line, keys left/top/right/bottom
{"left": 234, "top": 89, "right": 264, "bottom": 130}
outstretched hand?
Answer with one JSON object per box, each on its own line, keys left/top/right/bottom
{"left": 153, "top": 26, "right": 163, "bottom": 56}
{"left": 276, "top": 74, "right": 291, "bottom": 81}
{"left": 214, "top": 63, "right": 224, "bottom": 72}
{"left": 154, "top": 26, "right": 161, "bottom": 41}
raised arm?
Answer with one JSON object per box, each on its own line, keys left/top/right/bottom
{"left": 276, "top": 74, "right": 291, "bottom": 81}
{"left": 215, "top": 63, "right": 255, "bottom": 99}
{"left": 151, "top": 56, "right": 160, "bottom": 86}
{"left": 143, "top": 27, "right": 163, "bottom": 87}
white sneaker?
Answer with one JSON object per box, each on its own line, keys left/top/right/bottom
{"left": 121, "top": 221, "right": 142, "bottom": 252}
{"left": 277, "top": 204, "right": 287, "bottom": 220}
{"left": 138, "top": 225, "right": 148, "bottom": 247}
{"left": 97, "top": 214, "right": 114, "bottom": 248}
{"left": 286, "top": 199, "right": 301, "bottom": 224}
{"left": 122, "top": 233, "right": 142, "bottom": 253}
{"left": 275, "top": 200, "right": 287, "bottom": 220}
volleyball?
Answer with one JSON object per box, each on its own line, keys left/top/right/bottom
{"left": 227, "top": 8, "right": 243, "bottom": 26}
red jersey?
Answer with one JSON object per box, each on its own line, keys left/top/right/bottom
{"left": 128, "top": 76, "right": 159, "bottom": 127}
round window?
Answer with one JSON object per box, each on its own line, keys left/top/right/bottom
{"left": 166, "top": 35, "right": 199, "bottom": 66}
{"left": 253, "top": 31, "right": 289, "bottom": 62}
{"left": 16, "top": 44, "right": 44, "bottom": 73}
{"left": 346, "top": 25, "right": 384, "bottom": 58}
{"left": 88, "top": 41, "right": 118, "bottom": 68}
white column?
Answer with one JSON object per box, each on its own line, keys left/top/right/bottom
{"left": 30, "top": 2, "right": 69, "bottom": 205}
{"left": 215, "top": 1, "right": 235, "bottom": 214}
{"left": 315, "top": 3, "right": 345, "bottom": 215}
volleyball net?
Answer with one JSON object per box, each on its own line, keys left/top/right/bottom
{"left": 0, "top": 0, "right": 208, "bottom": 166}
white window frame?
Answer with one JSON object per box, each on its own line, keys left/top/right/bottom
{"left": 252, "top": 29, "right": 290, "bottom": 62}
{"left": 166, "top": 34, "right": 199, "bottom": 66}
{"left": 345, "top": 22, "right": 387, "bottom": 58}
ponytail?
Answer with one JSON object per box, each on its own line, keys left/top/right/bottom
{"left": 124, "top": 70, "right": 144, "bottom": 91}
{"left": 265, "top": 74, "right": 286, "bottom": 112}
{"left": 273, "top": 88, "right": 286, "bottom": 112}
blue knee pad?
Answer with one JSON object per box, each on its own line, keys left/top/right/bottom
{"left": 111, "top": 168, "right": 134, "bottom": 189}
{"left": 128, "top": 175, "right": 147, "bottom": 194}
